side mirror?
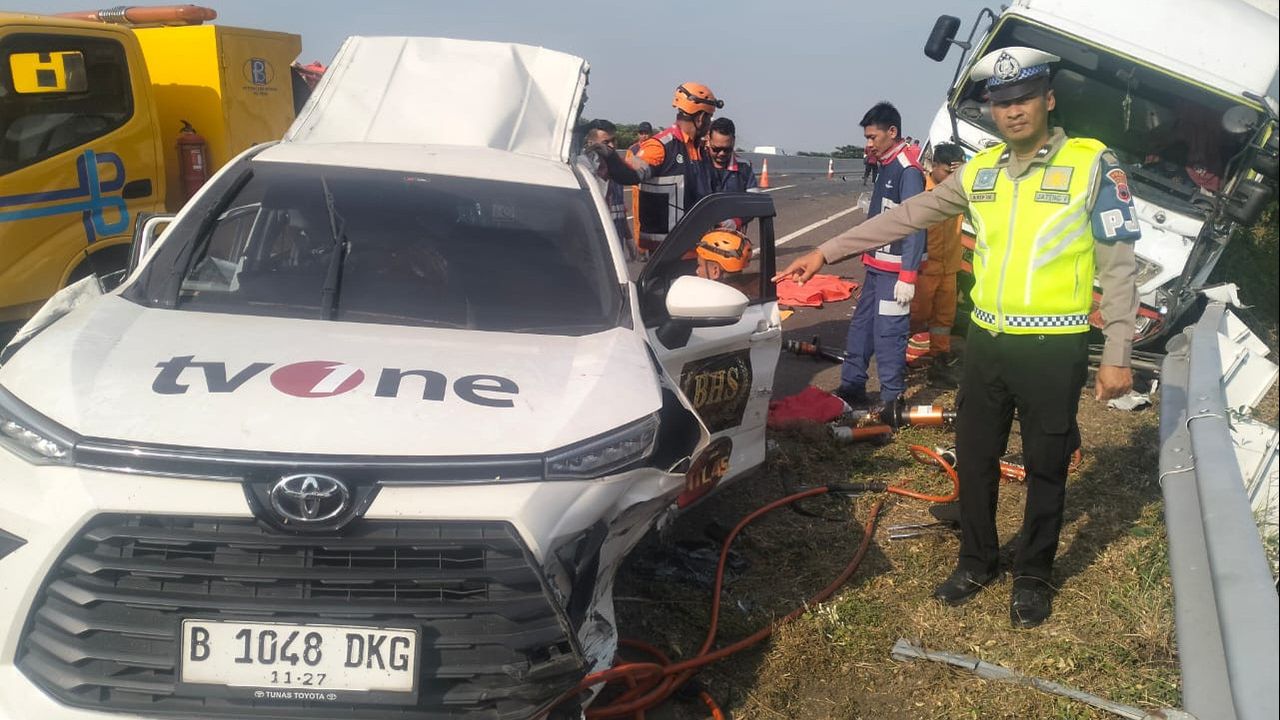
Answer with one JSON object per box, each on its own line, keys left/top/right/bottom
{"left": 1223, "top": 178, "right": 1272, "bottom": 225}
{"left": 664, "top": 275, "right": 749, "bottom": 327}
{"left": 128, "top": 213, "right": 175, "bottom": 274}
{"left": 924, "top": 15, "right": 962, "bottom": 62}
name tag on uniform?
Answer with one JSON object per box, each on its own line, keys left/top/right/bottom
{"left": 971, "top": 168, "right": 1000, "bottom": 191}
{"left": 1034, "top": 191, "right": 1071, "bottom": 204}
{"left": 970, "top": 191, "right": 997, "bottom": 202}
{"left": 1040, "top": 166, "right": 1073, "bottom": 192}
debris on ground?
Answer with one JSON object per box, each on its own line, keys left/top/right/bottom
{"left": 1108, "top": 390, "right": 1153, "bottom": 411}
{"left": 890, "top": 638, "right": 1193, "bottom": 720}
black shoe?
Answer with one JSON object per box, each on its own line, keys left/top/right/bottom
{"left": 932, "top": 567, "right": 999, "bottom": 606}
{"left": 834, "top": 385, "right": 869, "bottom": 408}
{"left": 926, "top": 352, "right": 960, "bottom": 388}
{"left": 1010, "top": 576, "right": 1055, "bottom": 628}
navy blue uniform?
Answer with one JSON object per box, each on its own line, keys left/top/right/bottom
{"left": 840, "top": 141, "right": 926, "bottom": 405}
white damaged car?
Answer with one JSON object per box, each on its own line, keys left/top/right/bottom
{"left": 0, "top": 37, "right": 782, "bottom": 719}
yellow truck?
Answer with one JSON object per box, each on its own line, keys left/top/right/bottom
{"left": 0, "top": 5, "right": 300, "bottom": 324}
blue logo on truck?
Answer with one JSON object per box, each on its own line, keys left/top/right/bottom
{"left": 0, "top": 149, "right": 130, "bottom": 243}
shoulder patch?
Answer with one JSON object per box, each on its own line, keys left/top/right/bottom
{"left": 1091, "top": 148, "right": 1140, "bottom": 243}
{"left": 1107, "top": 168, "right": 1130, "bottom": 202}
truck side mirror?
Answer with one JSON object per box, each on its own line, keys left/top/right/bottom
{"left": 1223, "top": 179, "right": 1272, "bottom": 225}
{"left": 924, "top": 15, "right": 963, "bottom": 62}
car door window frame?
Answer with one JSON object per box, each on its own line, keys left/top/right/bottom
{"left": 637, "top": 192, "right": 778, "bottom": 328}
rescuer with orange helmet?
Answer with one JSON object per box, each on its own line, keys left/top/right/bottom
{"left": 693, "top": 228, "right": 755, "bottom": 296}
{"left": 591, "top": 82, "right": 723, "bottom": 252}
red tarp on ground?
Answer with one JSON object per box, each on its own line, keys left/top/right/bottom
{"left": 775, "top": 274, "right": 858, "bottom": 308}
{"left": 767, "top": 386, "right": 847, "bottom": 428}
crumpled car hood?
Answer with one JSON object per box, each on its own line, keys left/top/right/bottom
{"left": 0, "top": 296, "right": 660, "bottom": 456}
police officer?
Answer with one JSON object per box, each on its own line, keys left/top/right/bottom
{"left": 774, "top": 47, "right": 1140, "bottom": 628}
{"left": 593, "top": 82, "right": 723, "bottom": 252}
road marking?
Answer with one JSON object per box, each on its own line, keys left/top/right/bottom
{"left": 760, "top": 184, "right": 796, "bottom": 193}
{"left": 776, "top": 206, "right": 860, "bottom": 246}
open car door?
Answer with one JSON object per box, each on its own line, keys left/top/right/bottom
{"left": 637, "top": 193, "right": 782, "bottom": 505}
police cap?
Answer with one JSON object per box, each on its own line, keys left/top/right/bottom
{"left": 969, "top": 46, "right": 1060, "bottom": 102}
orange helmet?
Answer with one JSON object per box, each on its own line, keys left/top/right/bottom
{"left": 696, "top": 229, "right": 752, "bottom": 273}
{"left": 673, "top": 82, "right": 723, "bottom": 116}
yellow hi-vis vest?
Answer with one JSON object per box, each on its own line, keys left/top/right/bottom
{"left": 962, "top": 137, "right": 1105, "bottom": 335}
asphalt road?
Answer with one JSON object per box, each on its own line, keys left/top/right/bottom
{"left": 745, "top": 172, "right": 878, "bottom": 399}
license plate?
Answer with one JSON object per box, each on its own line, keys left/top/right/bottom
{"left": 180, "top": 619, "right": 418, "bottom": 704}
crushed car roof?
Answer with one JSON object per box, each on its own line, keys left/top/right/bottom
{"left": 284, "top": 36, "right": 591, "bottom": 164}
{"left": 254, "top": 142, "right": 581, "bottom": 189}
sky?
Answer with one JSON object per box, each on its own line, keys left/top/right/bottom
{"left": 15, "top": 0, "right": 993, "bottom": 151}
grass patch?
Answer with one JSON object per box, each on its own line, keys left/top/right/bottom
{"left": 614, "top": 378, "right": 1182, "bottom": 718}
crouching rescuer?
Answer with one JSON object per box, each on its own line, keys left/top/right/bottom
{"left": 773, "top": 46, "right": 1140, "bottom": 628}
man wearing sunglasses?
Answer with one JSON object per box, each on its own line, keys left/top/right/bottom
{"left": 700, "top": 117, "right": 757, "bottom": 231}
{"left": 591, "top": 82, "right": 723, "bottom": 252}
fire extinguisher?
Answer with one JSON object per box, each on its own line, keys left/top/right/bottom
{"left": 176, "top": 120, "right": 210, "bottom": 201}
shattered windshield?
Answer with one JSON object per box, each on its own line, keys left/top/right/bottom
{"left": 952, "top": 18, "right": 1260, "bottom": 216}
{"left": 173, "top": 163, "right": 622, "bottom": 335}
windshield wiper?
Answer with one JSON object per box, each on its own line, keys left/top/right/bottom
{"left": 319, "top": 177, "right": 348, "bottom": 320}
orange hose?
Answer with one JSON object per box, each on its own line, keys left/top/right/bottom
{"left": 892, "top": 444, "right": 960, "bottom": 503}
{"left": 543, "top": 488, "right": 886, "bottom": 719}
{"left": 549, "top": 446, "right": 958, "bottom": 719}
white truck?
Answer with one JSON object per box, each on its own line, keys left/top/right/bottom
{"left": 0, "top": 36, "right": 783, "bottom": 720}
{"left": 922, "top": 0, "right": 1280, "bottom": 348}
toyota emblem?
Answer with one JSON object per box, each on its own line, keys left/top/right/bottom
{"left": 269, "top": 474, "right": 350, "bottom": 524}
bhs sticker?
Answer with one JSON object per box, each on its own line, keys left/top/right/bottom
{"left": 679, "top": 350, "right": 753, "bottom": 433}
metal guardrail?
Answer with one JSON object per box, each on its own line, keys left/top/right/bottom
{"left": 1159, "top": 301, "right": 1279, "bottom": 720}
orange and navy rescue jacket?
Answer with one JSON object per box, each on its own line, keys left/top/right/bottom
{"left": 863, "top": 141, "right": 926, "bottom": 282}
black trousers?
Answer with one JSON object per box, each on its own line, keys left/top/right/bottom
{"left": 955, "top": 326, "right": 1087, "bottom": 581}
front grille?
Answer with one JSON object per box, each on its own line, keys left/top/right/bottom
{"left": 18, "top": 516, "right": 584, "bottom": 719}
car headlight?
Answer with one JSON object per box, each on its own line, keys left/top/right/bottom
{"left": 1134, "top": 256, "right": 1164, "bottom": 288}
{"left": 545, "top": 413, "right": 659, "bottom": 480}
{"left": 0, "top": 386, "right": 75, "bottom": 465}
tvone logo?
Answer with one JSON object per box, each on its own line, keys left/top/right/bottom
{"left": 270, "top": 361, "right": 365, "bottom": 398}
{"left": 152, "top": 356, "right": 519, "bottom": 408}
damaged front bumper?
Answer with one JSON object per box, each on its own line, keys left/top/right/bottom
{"left": 0, "top": 439, "right": 702, "bottom": 720}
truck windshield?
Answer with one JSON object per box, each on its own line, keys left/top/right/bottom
{"left": 952, "top": 18, "right": 1259, "bottom": 216}
{"left": 172, "top": 162, "right": 623, "bottom": 335}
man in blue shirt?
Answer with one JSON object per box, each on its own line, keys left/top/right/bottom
{"left": 837, "top": 102, "right": 926, "bottom": 408}
{"left": 697, "top": 117, "right": 757, "bottom": 231}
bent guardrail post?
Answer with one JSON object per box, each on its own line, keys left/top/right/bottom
{"left": 1159, "top": 301, "right": 1280, "bottom": 720}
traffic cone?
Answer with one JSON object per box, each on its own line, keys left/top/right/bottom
{"left": 759, "top": 158, "right": 770, "bottom": 189}
{"left": 827, "top": 157, "right": 834, "bottom": 180}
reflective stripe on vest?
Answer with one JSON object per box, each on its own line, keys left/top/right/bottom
{"left": 638, "top": 131, "right": 692, "bottom": 246}
{"left": 963, "top": 137, "right": 1104, "bottom": 335}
